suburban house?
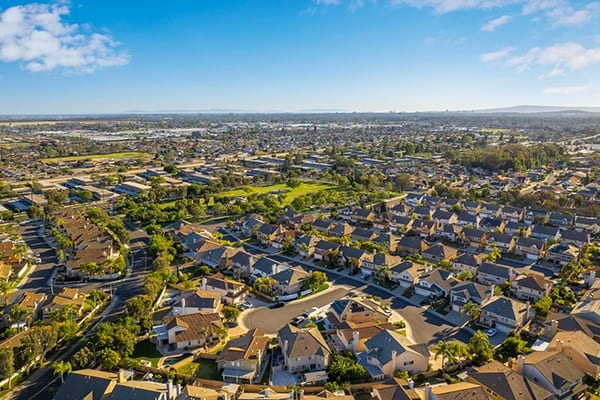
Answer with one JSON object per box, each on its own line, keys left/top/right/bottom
{"left": 549, "top": 212, "right": 575, "bottom": 229}
{"left": 575, "top": 217, "right": 600, "bottom": 234}
{"left": 52, "top": 369, "right": 120, "bottom": 400}
{"left": 462, "top": 201, "right": 481, "bottom": 216}
{"left": 467, "top": 361, "right": 552, "bottom": 400}
{"left": 43, "top": 287, "right": 86, "bottom": 321}
{"left": 396, "top": 236, "right": 428, "bottom": 255}
{"left": 421, "top": 243, "right": 458, "bottom": 264}
{"left": 18, "top": 291, "right": 47, "bottom": 323}
{"left": 510, "top": 273, "right": 552, "bottom": 303}
{"left": 390, "top": 261, "right": 428, "bottom": 288}
{"left": 230, "top": 251, "right": 256, "bottom": 278}
{"left": 389, "top": 215, "right": 414, "bottom": 234}
{"left": 545, "top": 244, "right": 580, "bottom": 267}
{"left": 154, "top": 312, "right": 223, "bottom": 351}
{"left": 479, "top": 204, "right": 502, "bottom": 219}
{"left": 412, "top": 220, "right": 437, "bottom": 239}
{"left": 326, "top": 298, "right": 389, "bottom": 328}
{"left": 459, "top": 229, "right": 487, "bottom": 249}
{"left": 560, "top": 230, "right": 590, "bottom": 247}
{"left": 549, "top": 330, "right": 600, "bottom": 379}
{"left": 450, "top": 282, "right": 493, "bottom": 313}
{"left": 312, "top": 240, "right": 340, "bottom": 261}
{"left": 415, "top": 268, "right": 457, "bottom": 298}
{"left": 531, "top": 225, "right": 561, "bottom": 241}
{"left": 201, "top": 276, "right": 246, "bottom": 305}
{"left": 331, "top": 322, "right": 394, "bottom": 354}
{"left": 216, "top": 328, "right": 270, "bottom": 384}
{"left": 256, "top": 224, "right": 288, "bottom": 248}
{"left": 328, "top": 222, "right": 354, "bottom": 239}
{"left": 271, "top": 266, "right": 310, "bottom": 296}
{"left": 452, "top": 253, "right": 483, "bottom": 275}
{"left": 485, "top": 232, "right": 516, "bottom": 254}
{"left": 278, "top": 324, "right": 331, "bottom": 373}
{"left": 515, "top": 352, "right": 586, "bottom": 400}
{"left": 293, "top": 235, "right": 319, "bottom": 258}
{"left": 456, "top": 213, "right": 480, "bottom": 228}
{"left": 171, "top": 289, "right": 221, "bottom": 315}
{"left": 502, "top": 206, "right": 525, "bottom": 223}
{"left": 477, "top": 262, "right": 515, "bottom": 286}
{"left": 359, "top": 329, "right": 430, "bottom": 379}
{"left": 479, "top": 296, "right": 529, "bottom": 333}
{"left": 515, "top": 237, "right": 546, "bottom": 261}
{"left": 361, "top": 253, "right": 402, "bottom": 276}
{"left": 251, "top": 257, "right": 287, "bottom": 279}
{"left": 107, "top": 381, "right": 169, "bottom": 400}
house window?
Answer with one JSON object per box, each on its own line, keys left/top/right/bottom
{"left": 403, "top": 360, "right": 414, "bottom": 366}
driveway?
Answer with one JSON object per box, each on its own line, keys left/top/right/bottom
{"left": 239, "top": 286, "right": 350, "bottom": 334}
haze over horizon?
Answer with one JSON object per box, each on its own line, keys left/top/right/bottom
{"left": 0, "top": 0, "right": 599, "bottom": 114}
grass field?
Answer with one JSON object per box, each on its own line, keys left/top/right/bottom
{"left": 177, "top": 358, "right": 221, "bottom": 380}
{"left": 42, "top": 151, "right": 149, "bottom": 163}
{"left": 131, "top": 339, "right": 162, "bottom": 367}
{"left": 221, "top": 181, "right": 336, "bottom": 205}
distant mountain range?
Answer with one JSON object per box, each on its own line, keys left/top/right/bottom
{"left": 462, "top": 105, "right": 600, "bottom": 114}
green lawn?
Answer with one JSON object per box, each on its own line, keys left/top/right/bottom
{"left": 221, "top": 181, "right": 336, "bottom": 205}
{"left": 177, "top": 358, "right": 221, "bottom": 380}
{"left": 42, "top": 151, "right": 150, "bottom": 163}
{"left": 131, "top": 339, "right": 162, "bottom": 367}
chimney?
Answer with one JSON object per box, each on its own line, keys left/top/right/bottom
{"left": 352, "top": 331, "right": 360, "bottom": 353}
{"left": 545, "top": 320, "right": 559, "bottom": 338}
{"left": 181, "top": 297, "right": 186, "bottom": 310}
{"left": 555, "top": 339, "right": 564, "bottom": 352}
{"left": 391, "top": 350, "right": 398, "bottom": 374}
{"left": 424, "top": 383, "right": 432, "bottom": 400}
{"left": 525, "top": 301, "right": 531, "bottom": 321}
{"left": 517, "top": 355, "right": 525, "bottom": 374}
{"left": 585, "top": 270, "right": 596, "bottom": 288}
{"left": 407, "top": 379, "right": 414, "bottom": 389}
{"left": 283, "top": 339, "right": 289, "bottom": 355}
{"left": 118, "top": 369, "right": 127, "bottom": 383}
{"left": 489, "top": 284, "right": 495, "bottom": 297}
{"left": 272, "top": 263, "right": 278, "bottom": 275}
{"left": 201, "top": 277, "right": 207, "bottom": 291}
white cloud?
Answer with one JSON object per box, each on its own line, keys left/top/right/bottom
{"left": 388, "top": 0, "right": 520, "bottom": 14}
{"left": 522, "top": 0, "right": 562, "bottom": 14}
{"left": 543, "top": 86, "right": 588, "bottom": 94}
{"left": 481, "top": 14, "right": 511, "bottom": 31}
{"left": 314, "top": 0, "right": 341, "bottom": 5}
{"left": 0, "top": 2, "right": 129, "bottom": 73}
{"left": 546, "top": 2, "right": 599, "bottom": 26}
{"left": 481, "top": 46, "right": 516, "bottom": 62}
{"left": 505, "top": 42, "right": 600, "bottom": 72}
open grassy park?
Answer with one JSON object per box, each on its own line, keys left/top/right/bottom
{"left": 221, "top": 181, "right": 337, "bottom": 206}
{"left": 42, "top": 151, "right": 150, "bottom": 163}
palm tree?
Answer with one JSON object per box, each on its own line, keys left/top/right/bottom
{"left": 461, "top": 301, "right": 481, "bottom": 322}
{"left": 433, "top": 340, "right": 452, "bottom": 369}
{"left": 52, "top": 361, "right": 72, "bottom": 383}
{"left": 0, "top": 280, "right": 13, "bottom": 305}
{"left": 8, "top": 304, "right": 33, "bottom": 328}
{"left": 468, "top": 330, "right": 494, "bottom": 365}
{"left": 376, "top": 266, "right": 392, "bottom": 283}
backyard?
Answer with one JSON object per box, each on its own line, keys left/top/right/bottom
{"left": 130, "top": 339, "right": 162, "bottom": 367}
{"left": 177, "top": 358, "right": 221, "bottom": 380}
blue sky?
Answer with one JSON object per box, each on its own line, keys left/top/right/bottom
{"left": 0, "top": 0, "right": 599, "bottom": 114}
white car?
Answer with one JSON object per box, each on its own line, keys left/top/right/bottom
{"left": 486, "top": 328, "right": 498, "bottom": 337}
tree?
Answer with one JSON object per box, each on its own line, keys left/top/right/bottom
{"left": 302, "top": 271, "right": 327, "bottom": 291}
{"left": 98, "top": 348, "right": 121, "bottom": 371}
{"left": 52, "top": 360, "right": 72, "bottom": 383}
{"left": 8, "top": 304, "right": 33, "bottom": 328}
{"left": 468, "top": 331, "right": 494, "bottom": 365}
{"left": 222, "top": 306, "right": 240, "bottom": 322}
{"left": 461, "top": 301, "right": 481, "bottom": 322}
{"left": 253, "top": 277, "right": 276, "bottom": 296}
{"left": 0, "top": 348, "right": 14, "bottom": 389}
{"left": 0, "top": 280, "right": 13, "bottom": 305}
{"left": 329, "top": 352, "right": 369, "bottom": 383}
{"left": 534, "top": 295, "right": 552, "bottom": 318}
{"left": 56, "top": 320, "right": 79, "bottom": 341}
{"left": 71, "top": 346, "right": 95, "bottom": 369}
{"left": 433, "top": 340, "right": 453, "bottom": 369}
{"left": 126, "top": 295, "right": 151, "bottom": 321}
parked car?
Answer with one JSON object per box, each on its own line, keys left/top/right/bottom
{"left": 270, "top": 302, "right": 285, "bottom": 309}
{"left": 486, "top": 328, "right": 498, "bottom": 337}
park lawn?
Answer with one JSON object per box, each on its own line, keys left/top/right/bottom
{"left": 221, "top": 181, "right": 336, "bottom": 206}
{"left": 42, "top": 151, "right": 150, "bottom": 163}
{"left": 131, "top": 339, "right": 162, "bottom": 368}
